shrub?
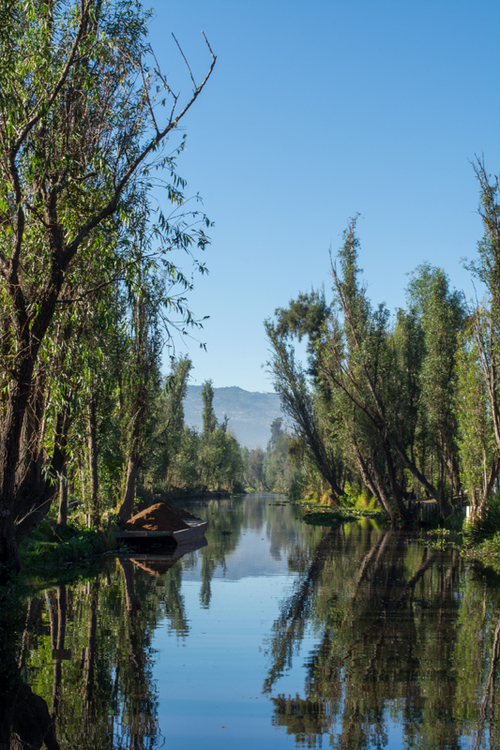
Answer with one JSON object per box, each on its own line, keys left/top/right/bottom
{"left": 463, "top": 494, "right": 500, "bottom": 543}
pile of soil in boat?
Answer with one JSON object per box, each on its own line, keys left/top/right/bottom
{"left": 122, "top": 502, "right": 200, "bottom": 532}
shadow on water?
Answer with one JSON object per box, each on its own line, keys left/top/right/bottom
{"left": 2, "top": 495, "right": 500, "bottom": 748}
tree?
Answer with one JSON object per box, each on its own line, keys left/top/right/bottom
{"left": 457, "top": 160, "right": 500, "bottom": 519}
{"left": 0, "top": 0, "right": 216, "bottom": 576}
{"left": 405, "top": 264, "right": 465, "bottom": 512}
{"left": 244, "top": 446, "right": 267, "bottom": 490}
{"left": 320, "top": 220, "right": 465, "bottom": 519}
{"left": 264, "top": 419, "right": 296, "bottom": 493}
{"left": 201, "top": 379, "right": 218, "bottom": 435}
{"left": 265, "top": 320, "right": 344, "bottom": 500}
{"left": 268, "top": 217, "right": 467, "bottom": 521}
{"left": 146, "top": 357, "right": 194, "bottom": 494}
{"left": 456, "top": 326, "right": 499, "bottom": 516}
{"left": 197, "top": 380, "right": 245, "bottom": 492}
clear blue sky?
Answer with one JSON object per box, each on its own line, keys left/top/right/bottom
{"left": 147, "top": 0, "right": 500, "bottom": 393}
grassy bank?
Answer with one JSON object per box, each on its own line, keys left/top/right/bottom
{"left": 18, "top": 520, "right": 110, "bottom": 585}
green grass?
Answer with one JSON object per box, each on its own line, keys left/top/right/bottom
{"left": 19, "top": 520, "right": 108, "bottom": 584}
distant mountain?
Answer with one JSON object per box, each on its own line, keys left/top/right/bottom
{"left": 183, "top": 386, "right": 284, "bottom": 449}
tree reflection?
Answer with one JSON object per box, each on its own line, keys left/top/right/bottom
{"left": 192, "top": 493, "right": 324, "bottom": 608}
{"left": 8, "top": 555, "right": 193, "bottom": 749}
{"left": 117, "top": 559, "right": 158, "bottom": 748}
{"left": 1, "top": 594, "right": 61, "bottom": 749}
{"left": 192, "top": 496, "right": 246, "bottom": 607}
{"left": 266, "top": 523, "right": 500, "bottom": 749}
{"left": 264, "top": 528, "right": 338, "bottom": 693}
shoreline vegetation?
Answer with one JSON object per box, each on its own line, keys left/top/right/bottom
{"left": 9, "top": 490, "right": 500, "bottom": 592}
{"left": 262, "top": 164, "right": 500, "bottom": 548}
{"left": 298, "top": 494, "right": 500, "bottom": 576}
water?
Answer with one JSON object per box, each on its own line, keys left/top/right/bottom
{"left": 5, "top": 493, "right": 500, "bottom": 748}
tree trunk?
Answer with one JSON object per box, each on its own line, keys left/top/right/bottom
{"left": 0, "top": 363, "right": 37, "bottom": 577}
{"left": 87, "top": 393, "right": 99, "bottom": 528}
{"left": 57, "top": 469, "right": 68, "bottom": 528}
{"left": 118, "top": 456, "right": 139, "bottom": 524}
{"left": 0, "top": 513, "right": 21, "bottom": 581}
{"left": 384, "top": 441, "right": 410, "bottom": 522}
{"left": 0, "top": 359, "right": 67, "bottom": 575}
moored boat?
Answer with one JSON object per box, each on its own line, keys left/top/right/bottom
{"left": 117, "top": 518, "right": 208, "bottom": 546}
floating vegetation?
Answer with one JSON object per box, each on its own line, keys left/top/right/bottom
{"left": 303, "top": 507, "right": 386, "bottom": 526}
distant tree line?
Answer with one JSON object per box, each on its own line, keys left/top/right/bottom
{"left": 266, "top": 161, "right": 500, "bottom": 523}
{"left": 242, "top": 418, "right": 302, "bottom": 496}
{"left": 146, "top": 367, "right": 245, "bottom": 499}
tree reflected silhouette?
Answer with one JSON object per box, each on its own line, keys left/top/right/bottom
{"left": 265, "top": 523, "right": 500, "bottom": 749}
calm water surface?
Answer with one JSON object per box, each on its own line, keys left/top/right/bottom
{"left": 9, "top": 493, "right": 500, "bottom": 748}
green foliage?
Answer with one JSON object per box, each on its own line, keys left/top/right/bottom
{"left": 272, "top": 289, "right": 330, "bottom": 367}
{"left": 455, "top": 330, "right": 495, "bottom": 510}
{"left": 288, "top": 476, "right": 305, "bottom": 501}
{"left": 264, "top": 418, "right": 298, "bottom": 492}
{"left": 339, "top": 482, "right": 378, "bottom": 510}
{"left": 243, "top": 446, "right": 267, "bottom": 491}
{"left": 266, "top": 202, "right": 492, "bottom": 524}
{"left": 19, "top": 521, "right": 106, "bottom": 579}
{"left": 463, "top": 494, "right": 500, "bottom": 544}
{"left": 145, "top": 371, "right": 247, "bottom": 497}
{"left": 302, "top": 507, "right": 386, "bottom": 526}
{"left": 201, "top": 379, "right": 218, "bottom": 435}
{"left": 0, "top": 0, "right": 216, "bottom": 573}
{"left": 199, "top": 426, "right": 245, "bottom": 492}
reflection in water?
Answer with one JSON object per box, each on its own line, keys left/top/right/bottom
{"left": 266, "top": 522, "right": 500, "bottom": 749}
{"left": 2, "top": 494, "right": 500, "bottom": 748}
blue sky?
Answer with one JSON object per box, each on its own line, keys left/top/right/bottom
{"left": 147, "top": 0, "right": 500, "bottom": 393}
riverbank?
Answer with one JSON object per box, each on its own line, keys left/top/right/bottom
{"left": 298, "top": 495, "right": 500, "bottom": 574}
{"left": 18, "top": 521, "right": 109, "bottom": 585}
{"left": 11, "top": 493, "right": 500, "bottom": 587}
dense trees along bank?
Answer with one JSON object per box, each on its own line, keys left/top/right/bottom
{"left": 266, "top": 162, "right": 500, "bottom": 525}
{"left": 0, "top": 0, "right": 217, "bottom": 577}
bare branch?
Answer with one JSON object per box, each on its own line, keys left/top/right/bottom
{"left": 64, "top": 39, "right": 216, "bottom": 264}
{"left": 172, "top": 33, "right": 197, "bottom": 89}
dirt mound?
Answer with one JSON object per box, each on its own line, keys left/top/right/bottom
{"left": 122, "top": 502, "right": 199, "bottom": 532}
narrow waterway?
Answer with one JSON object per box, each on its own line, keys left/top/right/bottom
{"left": 7, "top": 493, "right": 500, "bottom": 748}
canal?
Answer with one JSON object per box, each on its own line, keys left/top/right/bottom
{"left": 6, "top": 493, "right": 500, "bottom": 748}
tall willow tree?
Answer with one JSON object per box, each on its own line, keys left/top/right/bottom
{"left": 320, "top": 219, "right": 413, "bottom": 520}
{"left": 405, "top": 264, "right": 465, "bottom": 512}
{"left": 265, "top": 292, "right": 344, "bottom": 501}
{"left": 267, "top": 218, "right": 466, "bottom": 521}
{"left": 0, "top": 0, "right": 215, "bottom": 576}
{"left": 145, "top": 357, "right": 194, "bottom": 494}
{"left": 458, "top": 161, "right": 500, "bottom": 519}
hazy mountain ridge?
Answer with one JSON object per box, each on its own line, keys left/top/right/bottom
{"left": 183, "top": 385, "right": 284, "bottom": 449}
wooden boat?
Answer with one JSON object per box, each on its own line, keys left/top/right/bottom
{"left": 117, "top": 518, "right": 208, "bottom": 546}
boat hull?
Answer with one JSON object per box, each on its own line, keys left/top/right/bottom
{"left": 117, "top": 519, "right": 208, "bottom": 545}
